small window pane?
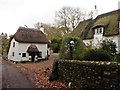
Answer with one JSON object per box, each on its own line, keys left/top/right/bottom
{"left": 38, "top": 52, "right": 42, "bottom": 58}
{"left": 12, "top": 52, "right": 14, "bottom": 56}
{"left": 13, "top": 42, "right": 15, "bottom": 47}
{"left": 100, "top": 28, "right": 102, "bottom": 33}
{"left": 22, "top": 53, "right": 26, "bottom": 57}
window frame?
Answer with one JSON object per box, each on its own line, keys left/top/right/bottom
{"left": 12, "top": 52, "right": 14, "bottom": 56}
{"left": 38, "top": 52, "right": 42, "bottom": 58}
{"left": 22, "top": 53, "right": 26, "bottom": 57}
{"left": 13, "top": 42, "right": 15, "bottom": 47}
{"left": 95, "top": 27, "right": 103, "bottom": 34}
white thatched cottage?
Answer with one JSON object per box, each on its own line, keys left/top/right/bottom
{"left": 72, "top": 9, "right": 120, "bottom": 53}
{"left": 8, "top": 27, "right": 50, "bottom": 62}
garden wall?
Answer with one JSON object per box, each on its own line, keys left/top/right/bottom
{"left": 58, "top": 60, "right": 120, "bottom": 89}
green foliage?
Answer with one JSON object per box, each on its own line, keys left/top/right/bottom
{"left": 83, "top": 49, "right": 111, "bottom": 61}
{"left": 59, "top": 36, "right": 87, "bottom": 60}
{"left": 100, "top": 39, "right": 117, "bottom": 54}
{"left": 51, "top": 38, "right": 62, "bottom": 53}
{"left": 112, "top": 54, "right": 120, "bottom": 62}
{"left": 1, "top": 33, "right": 9, "bottom": 56}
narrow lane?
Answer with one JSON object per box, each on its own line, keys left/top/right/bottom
{"left": 2, "top": 58, "right": 34, "bottom": 88}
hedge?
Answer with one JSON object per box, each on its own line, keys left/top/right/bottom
{"left": 58, "top": 60, "right": 120, "bottom": 89}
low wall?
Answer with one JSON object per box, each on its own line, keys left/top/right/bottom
{"left": 58, "top": 60, "right": 120, "bottom": 89}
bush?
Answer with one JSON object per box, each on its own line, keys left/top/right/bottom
{"left": 59, "top": 36, "right": 87, "bottom": 60}
{"left": 112, "top": 54, "right": 120, "bottom": 62}
{"left": 83, "top": 49, "right": 111, "bottom": 61}
{"left": 51, "top": 38, "right": 62, "bottom": 53}
{"left": 100, "top": 39, "right": 117, "bottom": 55}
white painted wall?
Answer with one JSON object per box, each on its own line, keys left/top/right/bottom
{"left": 118, "top": 21, "right": 120, "bottom": 53}
{"left": 8, "top": 39, "right": 19, "bottom": 61}
{"left": 83, "top": 35, "right": 120, "bottom": 53}
{"left": 8, "top": 38, "right": 48, "bottom": 62}
{"left": 103, "top": 36, "right": 119, "bottom": 53}
{"left": 83, "top": 39, "right": 93, "bottom": 47}
{"left": 92, "top": 27, "right": 104, "bottom": 48}
{"left": 92, "top": 34, "right": 103, "bottom": 48}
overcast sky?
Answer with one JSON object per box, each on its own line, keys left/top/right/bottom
{"left": 0, "top": 0, "right": 120, "bottom": 35}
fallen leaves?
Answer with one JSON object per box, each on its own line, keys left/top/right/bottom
{"left": 15, "top": 53, "right": 68, "bottom": 89}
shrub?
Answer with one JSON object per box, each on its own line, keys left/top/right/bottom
{"left": 83, "top": 49, "right": 111, "bottom": 61}
{"left": 59, "top": 36, "right": 87, "bottom": 60}
{"left": 51, "top": 38, "right": 62, "bottom": 53}
{"left": 112, "top": 54, "right": 120, "bottom": 62}
{"left": 100, "top": 39, "right": 117, "bottom": 55}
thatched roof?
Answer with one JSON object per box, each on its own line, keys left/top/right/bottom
{"left": 71, "top": 19, "right": 92, "bottom": 37}
{"left": 12, "top": 27, "right": 49, "bottom": 43}
{"left": 72, "top": 9, "right": 120, "bottom": 40}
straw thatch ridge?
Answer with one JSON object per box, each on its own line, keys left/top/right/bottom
{"left": 12, "top": 27, "right": 49, "bottom": 43}
{"left": 81, "top": 19, "right": 96, "bottom": 39}
{"left": 71, "top": 19, "right": 92, "bottom": 38}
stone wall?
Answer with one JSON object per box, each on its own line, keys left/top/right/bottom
{"left": 58, "top": 60, "right": 120, "bottom": 89}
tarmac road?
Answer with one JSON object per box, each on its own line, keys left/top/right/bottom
{"left": 2, "top": 57, "right": 34, "bottom": 89}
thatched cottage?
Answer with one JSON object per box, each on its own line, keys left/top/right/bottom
{"left": 72, "top": 9, "right": 120, "bottom": 53}
{"left": 8, "top": 27, "right": 50, "bottom": 62}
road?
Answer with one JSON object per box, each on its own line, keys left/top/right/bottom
{"left": 1, "top": 57, "right": 34, "bottom": 88}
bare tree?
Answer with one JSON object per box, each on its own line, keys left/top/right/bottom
{"left": 55, "top": 6, "right": 86, "bottom": 33}
{"left": 88, "top": 10, "right": 94, "bottom": 19}
{"left": 34, "top": 22, "right": 41, "bottom": 29}
{"left": 87, "top": 5, "right": 98, "bottom": 19}
{"left": 34, "top": 22, "right": 65, "bottom": 39}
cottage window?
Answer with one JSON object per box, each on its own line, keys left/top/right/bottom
{"left": 97, "top": 28, "right": 99, "bottom": 33}
{"left": 22, "top": 53, "right": 26, "bottom": 57}
{"left": 95, "top": 27, "right": 103, "bottom": 34}
{"left": 13, "top": 42, "right": 15, "bottom": 47}
{"left": 100, "top": 28, "right": 102, "bottom": 33}
{"left": 38, "top": 52, "right": 42, "bottom": 58}
{"left": 12, "top": 52, "right": 14, "bottom": 56}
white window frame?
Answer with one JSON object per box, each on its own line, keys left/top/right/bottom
{"left": 22, "top": 53, "right": 26, "bottom": 57}
{"left": 95, "top": 27, "right": 103, "bottom": 34}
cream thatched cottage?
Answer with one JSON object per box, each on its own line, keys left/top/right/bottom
{"left": 72, "top": 9, "right": 120, "bottom": 53}
{"left": 8, "top": 27, "right": 50, "bottom": 62}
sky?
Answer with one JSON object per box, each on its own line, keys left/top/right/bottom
{"left": 0, "top": 0, "right": 120, "bottom": 35}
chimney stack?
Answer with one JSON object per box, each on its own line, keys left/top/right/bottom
{"left": 40, "top": 23, "right": 45, "bottom": 34}
{"left": 93, "top": 5, "right": 98, "bottom": 19}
